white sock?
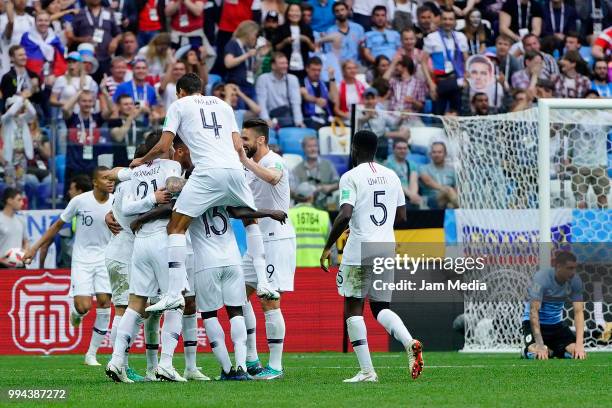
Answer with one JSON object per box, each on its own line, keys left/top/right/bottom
{"left": 183, "top": 313, "right": 198, "bottom": 371}
{"left": 159, "top": 309, "right": 183, "bottom": 369}
{"left": 376, "top": 309, "right": 413, "bottom": 348}
{"left": 87, "top": 307, "right": 111, "bottom": 356}
{"left": 110, "top": 308, "right": 142, "bottom": 367}
{"left": 167, "top": 234, "right": 187, "bottom": 298}
{"left": 109, "top": 315, "right": 121, "bottom": 348}
{"left": 124, "top": 313, "right": 144, "bottom": 369}
{"left": 144, "top": 312, "right": 161, "bottom": 371}
{"left": 246, "top": 224, "right": 268, "bottom": 285}
{"left": 264, "top": 309, "right": 285, "bottom": 371}
{"left": 593, "top": 281, "right": 606, "bottom": 327}
{"left": 204, "top": 317, "right": 232, "bottom": 373}
{"left": 346, "top": 316, "right": 373, "bottom": 373}
{"left": 230, "top": 316, "right": 247, "bottom": 371}
{"left": 243, "top": 301, "right": 259, "bottom": 362}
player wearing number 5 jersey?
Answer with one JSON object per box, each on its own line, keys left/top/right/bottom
{"left": 129, "top": 73, "right": 278, "bottom": 314}
{"left": 321, "top": 130, "right": 423, "bottom": 383}
{"left": 23, "top": 167, "right": 115, "bottom": 367}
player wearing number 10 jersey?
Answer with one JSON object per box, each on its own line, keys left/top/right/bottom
{"left": 321, "top": 130, "right": 424, "bottom": 383}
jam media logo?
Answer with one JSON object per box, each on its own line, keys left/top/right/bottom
{"left": 9, "top": 272, "right": 81, "bottom": 354}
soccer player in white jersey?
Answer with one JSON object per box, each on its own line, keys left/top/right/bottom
{"left": 320, "top": 130, "right": 424, "bottom": 383}
{"left": 129, "top": 73, "right": 278, "bottom": 313}
{"left": 23, "top": 167, "right": 115, "bottom": 366}
{"left": 239, "top": 119, "right": 297, "bottom": 380}
{"left": 106, "top": 133, "right": 186, "bottom": 383}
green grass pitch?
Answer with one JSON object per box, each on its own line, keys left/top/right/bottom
{"left": 0, "top": 352, "right": 609, "bottom": 407}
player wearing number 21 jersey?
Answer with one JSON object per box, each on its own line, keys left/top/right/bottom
{"left": 321, "top": 130, "right": 423, "bottom": 384}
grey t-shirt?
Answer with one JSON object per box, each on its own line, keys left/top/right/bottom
{"left": 0, "top": 212, "right": 27, "bottom": 255}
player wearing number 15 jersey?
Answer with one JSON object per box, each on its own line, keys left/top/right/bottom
{"left": 321, "top": 130, "right": 423, "bottom": 383}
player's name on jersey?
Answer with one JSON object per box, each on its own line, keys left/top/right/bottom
{"left": 132, "top": 166, "right": 161, "bottom": 178}
{"left": 192, "top": 96, "right": 219, "bottom": 105}
{"left": 373, "top": 279, "right": 488, "bottom": 292}
{"left": 367, "top": 176, "right": 389, "bottom": 186}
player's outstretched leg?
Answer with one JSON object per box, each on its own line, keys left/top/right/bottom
{"left": 183, "top": 298, "right": 210, "bottom": 381}
{"left": 242, "top": 300, "right": 263, "bottom": 375}
{"left": 373, "top": 305, "right": 423, "bottom": 380}
{"left": 106, "top": 307, "right": 144, "bottom": 383}
{"left": 245, "top": 223, "right": 280, "bottom": 300}
{"left": 203, "top": 312, "right": 235, "bottom": 380}
{"left": 85, "top": 294, "right": 111, "bottom": 366}
{"left": 156, "top": 308, "right": 186, "bottom": 382}
{"left": 144, "top": 309, "right": 161, "bottom": 381}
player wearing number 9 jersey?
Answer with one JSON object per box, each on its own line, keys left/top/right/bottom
{"left": 321, "top": 130, "right": 423, "bottom": 383}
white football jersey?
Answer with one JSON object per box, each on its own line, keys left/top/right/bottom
{"left": 163, "top": 95, "right": 242, "bottom": 175}
{"left": 190, "top": 207, "right": 241, "bottom": 270}
{"left": 128, "top": 158, "right": 182, "bottom": 237}
{"left": 246, "top": 150, "right": 295, "bottom": 241}
{"left": 60, "top": 191, "right": 113, "bottom": 265}
{"left": 339, "top": 162, "right": 405, "bottom": 266}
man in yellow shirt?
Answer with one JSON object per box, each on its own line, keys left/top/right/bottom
{"left": 289, "top": 183, "right": 330, "bottom": 267}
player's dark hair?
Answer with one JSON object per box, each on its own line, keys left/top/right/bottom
{"left": 134, "top": 143, "right": 148, "bottom": 159}
{"left": 173, "top": 135, "right": 186, "bottom": 148}
{"left": 554, "top": 250, "right": 577, "bottom": 265}
{"left": 352, "top": 130, "right": 378, "bottom": 159}
{"left": 92, "top": 166, "right": 110, "bottom": 181}
{"left": 70, "top": 174, "right": 92, "bottom": 193}
{"left": 243, "top": 118, "right": 270, "bottom": 144}
{"left": 144, "top": 130, "right": 162, "bottom": 153}
{"left": 176, "top": 73, "right": 203, "bottom": 95}
{"left": 1, "top": 187, "right": 20, "bottom": 209}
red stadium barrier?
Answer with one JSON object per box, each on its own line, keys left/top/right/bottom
{"left": 0, "top": 269, "right": 388, "bottom": 355}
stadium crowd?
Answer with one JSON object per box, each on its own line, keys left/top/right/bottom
{"left": 0, "top": 0, "right": 610, "bottom": 217}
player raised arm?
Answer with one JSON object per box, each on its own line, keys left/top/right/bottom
{"left": 239, "top": 151, "right": 283, "bottom": 185}
{"left": 572, "top": 301, "right": 586, "bottom": 359}
{"left": 320, "top": 203, "right": 353, "bottom": 273}
{"left": 529, "top": 300, "right": 549, "bottom": 360}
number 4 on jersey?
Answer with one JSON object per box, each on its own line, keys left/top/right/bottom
{"left": 200, "top": 109, "right": 223, "bottom": 139}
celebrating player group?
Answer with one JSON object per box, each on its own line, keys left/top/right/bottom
{"left": 23, "top": 72, "right": 423, "bottom": 383}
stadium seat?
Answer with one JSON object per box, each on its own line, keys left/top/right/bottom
{"left": 580, "top": 46, "right": 593, "bottom": 66}
{"left": 321, "top": 154, "right": 349, "bottom": 176}
{"left": 278, "top": 127, "right": 317, "bottom": 156}
{"left": 206, "top": 74, "right": 222, "bottom": 95}
{"left": 36, "top": 183, "right": 53, "bottom": 209}
{"left": 408, "top": 126, "right": 446, "bottom": 154}
{"left": 269, "top": 128, "right": 279, "bottom": 146}
{"left": 283, "top": 153, "right": 303, "bottom": 171}
{"left": 408, "top": 153, "right": 429, "bottom": 166}
{"left": 608, "top": 154, "right": 612, "bottom": 178}
{"left": 55, "top": 154, "right": 66, "bottom": 185}
{"left": 318, "top": 126, "right": 351, "bottom": 155}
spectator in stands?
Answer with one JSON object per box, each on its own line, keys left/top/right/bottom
{"left": 414, "top": 4, "right": 437, "bottom": 48}
{"left": 471, "top": 92, "right": 491, "bottom": 115}
{"left": 512, "top": 50, "right": 545, "bottom": 92}
{"left": 176, "top": 45, "right": 209, "bottom": 90}
{"left": 300, "top": 57, "right": 336, "bottom": 130}
{"left": 535, "top": 78, "right": 555, "bottom": 100}
{"left": 366, "top": 55, "right": 391, "bottom": 84}
{"left": 384, "top": 54, "right": 427, "bottom": 116}
{"left": 101, "top": 57, "right": 131, "bottom": 98}
{"left": 0, "top": 188, "right": 27, "bottom": 267}
{"left": 520, "top": 34, "right": 559, "bottom": 80}
{"left": 495, "top": 34, "right": 522, "bottom": 83}
{"left": 499, "top": 0, "right": 543, "bottom": 43}
{"left": 591, "top": 25, "right": 612, "bottom": 60}
{"left": 260, "top": 0, "right": 287, "bottom": 26}
{"left": 224, "top": 20, "right": 268, "bottom": 102}
{"left": 553, "top": 51, "right": 592, "bottom": 98}
{"left": 67, "top": 0, "right": 121, "bottom": 77}
{"left": 165, "top": 0, "right": 206, "bottom": 48}
{"left": 463, "top": 9, "right": 491, "bottom": 55}
{"left": 0, "top": 45, "right": 39, "bottom": 113}
{"left": 290, "top": 136, "right": 339, "bottom": 210}
{"left": 391, "top": 0, "right": 418, "bottom": 32}
{"left": 479, "top": 0, "right": 506, "bottom": 25}
{"left": 107, "top": 94, "right": 146, "bottom": 147}
{"left": 362, "top": 6, "right": 401, "bottom": 65}
{"left": 308, "top": 0, "right": 335, "bottom": 34}
{"left": 262, "top": 10, "right": 280, "bottom": 43}
{"left": 0, "top": 0, "right": 35, "bottom": 77}
{"left": 273, "top": 3, "right": 315, "bottom": 81}
{"left": 224, "top": 83, "right": 261, "bottom": 128}
{"left": 510, "top": 88, "right": 532, "bottom": 111}
{"left": 137, "top": 32, "right": 173, "bottom": 84}
{"left": 62, "top": 90, "right": 108, "bottom": 143}
{"left": 334, "top": 60, "right": 366, "bottom": 121}
{"left": 591, "top": 59, "right": 612, "bottom": 97}
{"left": 398, "top": 28, "right": 426, "bottom": 79}
{"left": 322, "top": 2, "right": 364, "bottom": 64}
{"left": 122, "top": 0, "right": 167, "bottom": 47}
{"left": 384, "top": 139, "right": 422, "bottom": 208}
{"left": 564, "top": 31, "right": 582, "bottom": 53}
{"left": 119, "top": 31, "right": 139, "bottom": 67}
{"left": 422, "top": 8, "right": 469, "bottom": 115}
{"left": 25, "top": 119, "right": 51, "bottom": 208}
{"left": 215, "top": 0, "right": 255, "bottom": 73}
{"left": 20, "top": 10, "right": 65, "bottom": 87}
{"left": 351, "top": 0, "right": 387, "bottom": 31}
{"left": 419, "top": 141, "right": 458, "bottom": 209}
{"left": 1, "top": 95, "right": 36, "bottom": 190}
{"left": 289, "top": 182, "right": 330, "bottom": 267}
{"left": 113, "top": 59, "right": 163, "bottom": 126}
{"left": 256, "top": 52, "right": 304, "bottom": 128}
{"left": 159, "top": 60, "right": 187, "bottom": 109}
{"left": 542, "top": 0, "right": 577, "bottom": 51}
{"left": 50, "top": 52, "right": 99, "bottom": 118}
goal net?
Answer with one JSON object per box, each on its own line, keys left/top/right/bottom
{"left": 352, "top": 101, "right": 612, "bottom": 352}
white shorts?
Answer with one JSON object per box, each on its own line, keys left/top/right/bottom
{"left": 131, "top": 231, "right": 170, "bottom": 298}
{"left": 243, "top": 238, "right": 296, "bottom": 292}
{"left": 174, "top": 169, "right": 256, "bottom": 218}
{"left": 184, "top": 253, "right": 195, "bottom": 297}
{"left": 195, "top": 265, "right": 246, "bottom": 312}
{"left": 336, "top": 264, "right": 393, "bottom": 303}
{"left": 105, "top": 258, "right": 130, "bottom": 306}
{"left": 70, "top": 261, "right": 111, "bottom": 297}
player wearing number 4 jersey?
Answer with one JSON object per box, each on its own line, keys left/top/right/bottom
{"left": 321, "top": 130, "right": 424, "bottom": 383}
{"left": 130, "top": 73, "right": 280, "bottom": 314}
{"left": 23, "top": 167, "right": 116, "bottom": 367}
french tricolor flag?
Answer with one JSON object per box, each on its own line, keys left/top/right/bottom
{"left": 20, "top": 30, "right": 67, "bottom": 78}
